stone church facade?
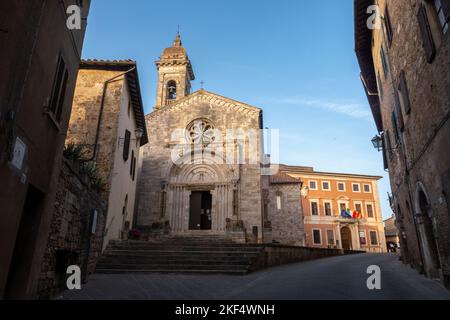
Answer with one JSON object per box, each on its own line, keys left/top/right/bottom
{"left": 136, "top": 35, "right": 304, "bottom": 244}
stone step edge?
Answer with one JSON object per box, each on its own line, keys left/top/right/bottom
{"left": 95, "top": 269, "right": 249, "bottom": 275}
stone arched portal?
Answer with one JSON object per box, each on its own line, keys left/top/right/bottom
{"left": 164, "top": 162, "right": 238, "bottom": 234}
{"left": 415, "top": 183, "right": 441, "bottom": 278}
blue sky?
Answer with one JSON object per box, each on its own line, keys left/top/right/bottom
{"left": 82, "top": 0, "right": 393, "bottom": 219}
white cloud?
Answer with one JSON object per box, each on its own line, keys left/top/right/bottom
{"left": 274, "top": 97, "right": 373, "bottom": 121}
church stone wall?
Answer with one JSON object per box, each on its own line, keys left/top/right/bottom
{"left": 137, "top": 91, "right": 264, "bottom": 240}
{"left": 268, "top": 183, "right": 305, "bottom": 246}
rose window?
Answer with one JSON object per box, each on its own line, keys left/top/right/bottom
{"left": 187, "top": 119, "right": 215, "bottom": 147}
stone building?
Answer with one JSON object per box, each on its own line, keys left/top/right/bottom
{"left": 281, "top": 165, "right": 386, "bottom": 252}
{"left": 136, "top": 34, "right": 304, "bottom": 244}
{"left": 0, "top": 0, "right": 91, "bottom": 299}
{"left": 355, "top": 0, "right": 450, "bottom": 286}
{"left": 37, "top": 158, "right": 107, "bottom": 299}
{"left": 384, "top": 215, "right": 400, "bottom": 252}
{"left": 266, "top": 172, "right": 305, "bottom": 246}
{"left": 66, "top": 60, "right": 148, "bottom": 250}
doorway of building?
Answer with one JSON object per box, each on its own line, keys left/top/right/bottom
{"left": 189, "top": 191, "right": 212, "bottom": 230}
{"left": 5, "top": 184, "right": 46, "bottom": 299}
{"left": 341, "top": 226, "right": 352, "bottom": 250}
{"left": 418, "top": 190, "right": 441, "bottom": 278}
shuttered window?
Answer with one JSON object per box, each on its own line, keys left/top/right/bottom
{"left": 132, "top": 157, "right": 136, "bottom": 181}
{"left": 380, "top": 47, "right": 390, "bottom": 77}
{"left": 377, "top": 71, "right": 384, "bottom": 99}
{"left": 49, "top": 55, "right": 69, "bottom": 122}
{"left": 311, "top": 201, "right": 319, "bottom": 216}
{"left": 327, "top": 230, "right": 335, "bottom": 246}
{"left": 370, "top": 231, "right": 379, "bottom": 245}
{"left": 398, "top": 70, "right": 412, "bottom": 115}
{"left": 382, "top": 134, "right": 389, "bottom": 170}
{"left": 434, "top": 0, "right": 450, "bottom": 34}
{"left": 313, "top": 230, "right": 321, "bottom": 245}
{"left": 384, "top": 6, "right": 394, "bottom": 46}
{"left": 385, "top": 130, "right": 393, "bottom": 160}
{"left": 391, "top": 111, "right": 400, "bottom": 144}
{"left": 394, "top": 92, "right": 405, "bottom": 132}
{"left": 418, "top": 5, "right": 437, "bottom": 63}
{"left": 367, "top": 204, "right": 375, "bottom": 218}
{"left": 130, "top": 151, "right": 134, "bottom": 176}
{"left": 324, "top": 202, "right": 332, "bottom": 216}
{"left": 123, "top": 129, "right": 131, "bottom": 162}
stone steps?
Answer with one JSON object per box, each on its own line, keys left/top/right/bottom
{"left": 96, "top": 269, "right": 249, "bottom": 275}
{"left": 103, "top": 250, "right": 260, "bottom": 257}
{"left": 96, "top": 237, "right": 264, "bottom": 275}
{"left": 106, "top": 246, "right": 261, "bottom": 252}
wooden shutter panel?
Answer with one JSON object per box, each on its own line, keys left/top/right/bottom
{"left": 132, "top": 157, "right": 136, "bottom": 181}
{"left": 417, "top": 5, "right": 436, "bottom": 63}
{"left": 382, "top": 132, "right": 389, "bottom": 170}
{"left": 399, "top": 70, "right": 412, "bottom": 114}
{"left": 130, "top": 151, "right": 134, "bottom": 175}
{"left": 394, "top": 91, "right": 405, "bottom": 132}
{"left": 442, "top": 169, "right": 450, "bottom": 219}
{"left": 442, "top": 0, "right": 450, "bottom": 22}
{"left": 391, "top": 112, "right": 400, "bottom": 144}
{"left": 385, "top": 130, "right": 393, "bottom": 159}
{"left": 385, "top": 7, "right": 394, "bottom": 46}
{"left": 123, "top": 129, "right": 131, "bottom": 161}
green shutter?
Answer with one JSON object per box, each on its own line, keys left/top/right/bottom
{"left": 417, "top": 5, "right": 436, "bottom": 63}
{"left": 399, "top": 70, "right": 412, "bottom": 114}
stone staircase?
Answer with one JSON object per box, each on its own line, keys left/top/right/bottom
{"left": 96, "top": 235, "right": 264, "bottom": 275}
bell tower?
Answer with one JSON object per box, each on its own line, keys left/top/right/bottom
{"left": 155, "top": 33, "right": 195, "bottom": 109}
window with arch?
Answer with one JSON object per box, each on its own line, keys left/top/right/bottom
{"left": 167, "top": 80, "right": 177, "bottom": 100}
{"left": 276, "top": 191, "right": 283, "bottom": 211}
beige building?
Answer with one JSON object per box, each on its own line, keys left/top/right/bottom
{"left": 67, "top": 60, "right": 148, "bottom": 249}
{"left": 281, "top": 165, "right": 387, "bottom": 253}
{"left": 136, "top": 35, "right": 305, "bottom": 244}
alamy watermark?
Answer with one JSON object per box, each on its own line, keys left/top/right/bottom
{"left": 66, "top": 265, "right": 81, "bottom": 290}
{"left": 366, "top": 265, "right": 381, "bottom": 290}
{"left": 66, "top": 5, "right": 82, "bottom": 30}
{"left": 367, "top": 5, "right": 382, "bottom": 30}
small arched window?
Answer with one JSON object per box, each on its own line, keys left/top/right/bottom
{"left": 276, "top": 191, "right": 283, "bottom": 211}
{"left": 167, "top": 80, "right": 177, "bottom": 100}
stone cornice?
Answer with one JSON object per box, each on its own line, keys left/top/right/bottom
{"left": 146, "top": 90, "right": 262, "bottom": 121}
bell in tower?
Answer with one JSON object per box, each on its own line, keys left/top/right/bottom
{"left": 155, "top": 33, "right": 195, "bottom": 109}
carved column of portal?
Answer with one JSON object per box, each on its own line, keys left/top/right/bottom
{"left": 169, "top": 186, "right": 186, "bottom": 233}
{"left": 212, "top": 184, "right": 232, "bottom": 232}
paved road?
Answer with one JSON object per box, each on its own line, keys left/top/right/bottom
{"left": 60, "top": 253, "right": 450, "bottom": 300}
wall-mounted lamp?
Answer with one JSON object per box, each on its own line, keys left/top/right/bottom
{"left": 371, "top": 135, "right": 383, "bottom": 152}
{"left": 371, "top": 134, "right": 400, "bottom": 153}
{"left": 118, "top": 128, "right": 145, "bottom": 147}
{"left": 134, "top": 128, "right": 144, "bottom": 141}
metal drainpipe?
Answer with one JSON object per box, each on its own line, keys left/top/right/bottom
{"left": 82, "top": 67, "right": 136, "bottom": 162}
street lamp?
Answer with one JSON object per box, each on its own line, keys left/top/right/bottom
{"left": 371, "top": 135, "right": 383, "bottom": 152}
{"left": 118, "top": 127, "right": 145, "bottom": 147}
{"left": 135, "top": 128, "right": 144, "bottom": 140}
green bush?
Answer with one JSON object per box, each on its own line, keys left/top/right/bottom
{"left": 63, "top": 143, "right": 85, "bottom": 161}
